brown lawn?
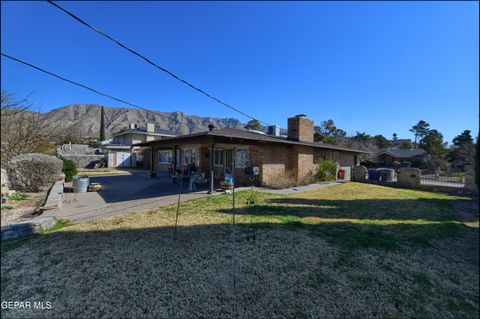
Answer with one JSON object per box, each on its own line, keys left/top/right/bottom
{"left": 1, "top": 183, "right": 478, "bottom": 318}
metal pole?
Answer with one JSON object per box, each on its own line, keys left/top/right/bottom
{"left": 209, "top": 142, "right": 215, "bottom": 194}
{"left": 173, "top": 167, "right": 183, "bottom": 240}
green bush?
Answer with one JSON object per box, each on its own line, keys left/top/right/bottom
{"left": 401, "top": 161, "right": 412, "bottom": 167}
{"left": 62, "top": 158, "right": 77, "bottom": 182}
{"left": 315, "top": 159, "right": 337, "bottom": 182}
{"left": 8, "top": 193, "right": 28, "bottom": 201}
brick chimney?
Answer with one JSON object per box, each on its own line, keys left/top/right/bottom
{"left": 146, "top": 123, "right": 155, "bottom": 133}
{"left": 287, "top": 114, "right": 314, "bottom": 142}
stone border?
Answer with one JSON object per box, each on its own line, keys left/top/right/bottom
{"left": 1, "top": 176, "right": 65, "bottom": 241}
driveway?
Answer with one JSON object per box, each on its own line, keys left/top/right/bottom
{"left": 61, "top": 172, "right": 211, "bottom": 223}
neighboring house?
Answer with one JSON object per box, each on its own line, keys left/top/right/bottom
{"left": 104, "top": 123, "right": 177, "bottom": 168}
{"left": 135, "top": 114, "right": 365, "bottom": 191}
{"left": 372, "top": 148, "right": 428, "bottom": 167}
{"left": 388, "top": 139, "right": 413, "bottom": 149}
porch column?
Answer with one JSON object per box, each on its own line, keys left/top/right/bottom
{"left": 209, "top": 142, "right": 215, "bottom": 194}
{"left": 150, "top": 147, "right": 154, "bottom": 174}
{"left": 174, "top": 145, "right": 178, "bottom": 169}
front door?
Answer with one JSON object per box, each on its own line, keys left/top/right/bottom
{"left": 225, "top": 149, "right": 234, "bottom": 176}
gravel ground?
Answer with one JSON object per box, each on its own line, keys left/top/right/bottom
{"left": 1, "top": 191, "right": 48, "bottom": 226}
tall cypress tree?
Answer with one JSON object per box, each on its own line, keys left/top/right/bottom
{"left": 100, "top": 106, "right": 106, "bottom": 141}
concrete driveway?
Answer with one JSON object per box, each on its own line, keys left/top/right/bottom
{"left": 61, "top": 172, "right": 211, "bottom": 223}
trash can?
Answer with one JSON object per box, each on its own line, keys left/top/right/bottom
{"left": 73, "top": 175, "right": 90, "bottom": 193}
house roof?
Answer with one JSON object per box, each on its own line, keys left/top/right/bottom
{"left": 374, "top": 148, "right": 427, "bottom": 159}
{"left": 113, "top": 128, "right": 177, "bottom": 138}
{"left": 134, "top": 128, "right": 367, "bottom": 153}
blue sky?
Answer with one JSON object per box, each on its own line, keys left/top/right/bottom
{"left": 1, "top": 1, "right": 478, "bottom": 143}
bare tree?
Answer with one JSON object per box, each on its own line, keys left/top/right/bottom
{"left": 1, "top": 91, "right": 58, "bottom": 166}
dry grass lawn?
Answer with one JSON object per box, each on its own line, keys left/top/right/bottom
{"left": 1, "top": 183, "right": 478, "bottom": 318}
{"left": 77, "top": 168, "right": 146, "bottom": 177}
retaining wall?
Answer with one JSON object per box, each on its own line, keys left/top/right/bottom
{"left": 1, "top": 176, "right": 64, "bottom": 241}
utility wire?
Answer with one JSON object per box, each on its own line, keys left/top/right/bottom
{"left": 46, "top": 0, "right": 268, "bottom": 126}
{"left": 1, "top": 53, "right": 177, "bottom": 127}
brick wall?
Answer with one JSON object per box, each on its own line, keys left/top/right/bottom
{"left": 251, "top": 145, "right": 293, "bottom": 186}
{"left": 292, "top": 145, "right": 315, "bottom": 184}
{"left": 287, "top": 115, "right": 314, "bottom": 142}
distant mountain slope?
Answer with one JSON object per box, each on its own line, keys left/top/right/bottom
{"left": 43, "top": 104, "right": 246, "bottom": 138}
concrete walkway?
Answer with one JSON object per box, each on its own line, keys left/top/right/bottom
{"left": 241, "top": 181, "right": 341, "bottom": 195}
{"left": 61, "top": 173, "right": 215, "bottom": 224}
{"left": 61, "top": 172, "right": 341, "bottom": 224}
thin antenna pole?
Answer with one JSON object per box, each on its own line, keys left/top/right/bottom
{"left": 173, "top": 167, "right": 184, "bottom": 240}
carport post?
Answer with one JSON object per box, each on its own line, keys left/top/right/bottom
{"left": 208, "top": 142, "right": 215, "bottom": 194}
{"left": 150, "top": 147, "right": 154, "bottom": 174}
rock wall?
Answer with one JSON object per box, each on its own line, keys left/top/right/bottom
{"left": 464, "top": 166, "right": 478, "bottom": 193}
{"left": 57, "top": 143, "right": 105, "bottom": 168}
{"left": 352, "top": 165, "right": 368, "bottom": 181}
{"left": 1, "top": 168, "right": 9, "bottom": 195}
{"left": 396, "top": 167, "right": 421, "bottom": 187}
{"left": 60, "top": 154, "right": 106, "bottom": 168}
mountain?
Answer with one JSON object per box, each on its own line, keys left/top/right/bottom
{"left": 43, "top": 104, "right": 246, "bottom": 139}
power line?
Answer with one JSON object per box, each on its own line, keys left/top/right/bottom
{"left": 1, "top": 52, "right": 177, "bottom": 128}
{"left": 46, "top": 0, "right": 268, "bottom": 126}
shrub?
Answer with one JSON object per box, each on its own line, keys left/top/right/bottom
{"left": 8, "top": 192, "right": 28, "bottom": 201}
{"left": 7, "top": 153, "right": 63, "bottom": 192}
{"left": 62, "top": 158, "right": 78, "bottom": 182}
{"left": 1, "top": 205, "right": 13, "bottom": 210}
{"left": 315, "top": 159, "right": 337, "bottom": 182}
{"left": 266, "top": 170, "right": 296, "bottom": 189}
{"left": 401, "top": 161, "right": 412, "bottom": 167}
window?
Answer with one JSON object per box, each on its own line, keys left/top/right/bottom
{"left": 235, "top": 148, "right": 250, "bottom": 168}
{"left": 183, "top": 148, "right": 198, "bottom": 166}
{"left": 158, "top": 150, "right": 172, "bottom": 164}
{"left": 214, "top": 149, "right": 224, "bottom": 166}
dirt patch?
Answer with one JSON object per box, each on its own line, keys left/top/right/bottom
{"left": 1, "top": 190, "right": 48, "bottom": 226}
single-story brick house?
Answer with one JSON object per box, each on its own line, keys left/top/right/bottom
{"left": 135, "top": 115, "right": 365, "bottom": 191}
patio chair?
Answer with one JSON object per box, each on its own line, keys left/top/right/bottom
{"left": 188, "top": 172, "right": 209, "bottom": 191}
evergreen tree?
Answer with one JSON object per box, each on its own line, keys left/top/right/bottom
{"left": 244, "top": 119, "right": 261, "bottom": 131}
{"left": 100, "top": 106, "right": 106, "bottom": 141}
{"left": 452, "top": 130, "right": 473, "bottom": 146}
{"left": 410, "top": 120, "right": 430, "bottom": 147}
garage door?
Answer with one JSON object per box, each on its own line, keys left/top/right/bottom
{"left": 116, "top": 152, "right": 132, "bottom": 168}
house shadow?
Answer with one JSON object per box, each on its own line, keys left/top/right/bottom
{"left": 73, "top": 173, "right": 210, "bottom": 204}
{"left": 213, "top": 197, "right": 470, "bottom": 222}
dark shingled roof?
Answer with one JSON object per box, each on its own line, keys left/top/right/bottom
{"left": 134, "top": 128, "right": 366, "bottom": 153}
{"left": 374, "top": 148, "right": 427, "bottom": 158}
